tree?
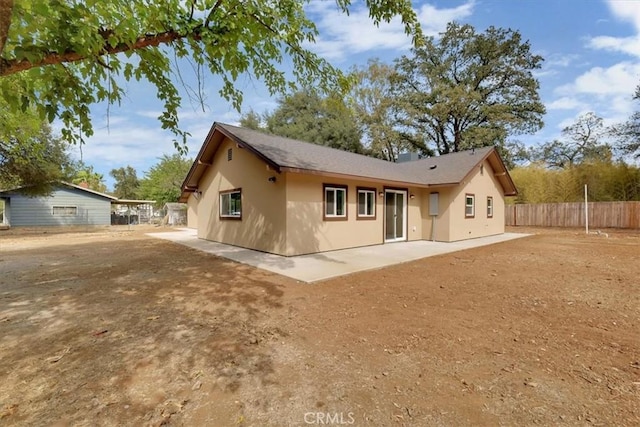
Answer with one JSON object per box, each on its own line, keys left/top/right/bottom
{"left": 611, "top": 87, "right": 640, "bottom": 158}
{"left": 392, "top": 22, "right": 545, "bottom": 156}
{"left": 0, "top": 118, "right": 75, "bottom": 194}
{"left": 265, "top": 89, "right": 365, "bottom": 153}
{"left": 72, "top": 162, "right": 107, "bottom": 193}
{"left": 239, "top": 109, "right": 264, "bottom": 131}
{"left": 510, "top": 161, "right": 640, "bottom": 203}
{"left": 138, "top": 154, "right": 192, "bottom": 206}
{"left": 0, "top": 0, "right": 420, "bottom": 147}
{"left": 110, "top": 166, "right": 139, "bottom": 199}
{"left": 349, "top": 59, "right": 409, "bottom": 161}
{"left": 533, "top": 112, "right": 611, "bottom": 168}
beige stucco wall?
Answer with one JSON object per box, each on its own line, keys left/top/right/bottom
{"left": 446, "top": 159, "right": 505, "bottom": 241}
{"left": 197, "top": 138, "right": 287, "bottom": 254}
{"left": 284, "top": 174, "right": 424, "bottom": 255}
{"left": 421, "top": 186, "right": 455, "bottom": 242}
{"left": 186, "top": 193, "right": 198, "bottom": 229}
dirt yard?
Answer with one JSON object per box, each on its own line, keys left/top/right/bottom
{"left": 0, "top": 226, "right": 638, "bottom": 426}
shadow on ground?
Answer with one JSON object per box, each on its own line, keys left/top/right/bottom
{"left": 0, "top": 236, "right": 287, "bottom": 426}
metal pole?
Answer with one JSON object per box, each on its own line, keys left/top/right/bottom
{"left": 584, "top": 184, "right": 588, "bottom": 235}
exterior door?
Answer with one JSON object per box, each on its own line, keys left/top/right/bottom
{"left": 385, "top": 190, "right": 407, "bottom": 242}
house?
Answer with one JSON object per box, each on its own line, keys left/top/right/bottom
{"left": 179, "top": 123, "right": 517, "bottom": 256}
{"left": 0, "top": 182, "right": 117, "bottom": 227}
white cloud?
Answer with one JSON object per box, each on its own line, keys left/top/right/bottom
{"left": 306, "top": 1, "right": 475, "bottom": 61}
{"left": 575, "top": 62, "right": 640, "bottom": 95}
{"left": 588, "top": 0, "right": 640, "bottom": 56}
{"left": 547, "top": 97, "right": 587, "bottom": 110}
{"left": 545, "top": 61, "right": 639, "bottom": 135}
{"left": 589, "top": 35, "right": 640, "bottom": 57}
{"left": 605, "top": 0, "right": 640, "bottom": 28}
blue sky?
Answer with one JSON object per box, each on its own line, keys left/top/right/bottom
{"left": 75, "top": 0, "right": 640, "bottom": 190}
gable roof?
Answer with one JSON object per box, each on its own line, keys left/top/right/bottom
{"left": 0, "top": 182, "right": 118, "bottom": 200}
{"left": 180, "top": 122, "right": 517, "bottom": 201}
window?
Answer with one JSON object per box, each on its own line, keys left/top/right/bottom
{"left": 220, "top": 189, "right": 242, "bottom": 219}
{"left": 487, "top": 196, "right": 494, "bottom": 218}
{"left": 357, "top": 187, "right": 376, "bottom": 219}
{"left": 465, "top": 194, "right": 475, "bottom": 218}
{"left": 324, "top": 184, "right": 347, "bottom": 220}
{"left": 53, "top": 206, "right": 77, "bottom": 216}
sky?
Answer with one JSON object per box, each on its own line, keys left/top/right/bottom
{"left": 74, "top": 0, "right": 640, "bottom": 190}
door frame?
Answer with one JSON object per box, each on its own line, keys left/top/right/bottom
{"left": 383, "top": 187, "right": 408, "bottom": 243}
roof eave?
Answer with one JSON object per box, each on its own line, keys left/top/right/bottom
{"left": 456, "top": 148, "right": 518, "bottom": 196}
{"left": 280, "top": 166, "right": 433, "bottom": 188}
{"left": 179, "top": 123, "right": 284, "bottom": 200}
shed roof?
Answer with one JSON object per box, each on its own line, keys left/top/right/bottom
{"left": 180, "top": 123, "right": 517, "bottom": 201}
{"left": 0, "top": 182, "right": 118, "bottom": 200}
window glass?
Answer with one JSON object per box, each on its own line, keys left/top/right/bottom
{"left": 324, "top": 186, "right": 346, "bottom": 218}
{"left": 336, "top": 189, "right": 345, "bottom": 216}
{"left": 53, "top": 206, "right": 77, "bottom": 216}
{"left": 220, "top": 190, "right": 241, "bottom": 217}
{"left": 465, "top": 195, "right": 475, "bottom": 217}
{"left": 357, "top": 189, "right": 375, "bottom": 217}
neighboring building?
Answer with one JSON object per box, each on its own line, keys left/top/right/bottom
{"left": 163, "top": 203, "right": 187, "bottom": 225}
{"left": 179, "top": 123, "right": 517, "bottom": 256}
{"left": 0, "top": 183, "right": 117, "bottom": 227}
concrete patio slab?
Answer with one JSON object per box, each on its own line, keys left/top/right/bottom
{"left": 147, "top": 229, "right": 530, "bottom": 283}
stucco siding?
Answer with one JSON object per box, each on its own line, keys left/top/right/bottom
{"left": 447, "top": 160, "right": 506, "bottom": 241}
{"left": 284, "top": 176, "right": 425, "bottom": 255}
{"left": 3, "top": 187, "right": 111, "bottom": 226}
{"left": 186, "top": 193, "right": 198, "bottom": 229}
{"left": 285, "top": 174, "right": 383, "bottom": 255}
{"left": 197, "top": 138, "right": 287, "bottom": 254}
{"left": 421, "top": 186, "right": 455, "bottom": 242}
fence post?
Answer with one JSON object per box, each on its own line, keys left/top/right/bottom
{"left": 584, "top": 185, "right": 588, "bottom": 234}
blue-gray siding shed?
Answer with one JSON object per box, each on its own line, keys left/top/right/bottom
{"left": 1, "top": 186, "right": 113, "bottom": 227}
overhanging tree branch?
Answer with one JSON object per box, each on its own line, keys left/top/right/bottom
{"left": 0, "top": 30, "right": 193, "bottom": 76}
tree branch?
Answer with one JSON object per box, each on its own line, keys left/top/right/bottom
{"left": 0, "top": 0, "right": 13, "bottom": 56}
{"left": 0, "top": 30, "right": 192, "bottom": 76}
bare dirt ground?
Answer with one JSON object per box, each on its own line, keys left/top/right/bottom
{"left": 0, "top": 226, "right": 638, "bottom": 426}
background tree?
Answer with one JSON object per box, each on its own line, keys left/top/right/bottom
{"left": 349, "top": 59, "right": 409, "bottom": 161}
{"left": 510, "top": 161, "right": 640, "bottom": 204}
{"left": 532, "top": 112, "right": 611, "bottom": 168}
{"left": 138, "top": 154, "right": 192, "bottom": 207}
{"left": 392, "top": 22, "right": 545, "bottom": 157}
{"left": 610, "top": 87, "right": 640, "bottom": 158}
{"left": 264, "top": 89, "right": 365, "bottom": 153}
{"left": 110, "top": 166, "right": 139, "bottom": 199}
{"left": 239, "top": 109, "right": 264, "bottom": 131}
{"left": 0, "top": 115, "right": 75, "bottom": 194}
{"left": 72, "top": 162, "right": 108, "bottom": 193}
{"left": 0, "top": 0, "right": 420, "bottom": 147}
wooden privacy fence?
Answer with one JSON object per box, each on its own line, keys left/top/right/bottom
{"left": 505, "top": 201, "right": 640, "bottom": 229}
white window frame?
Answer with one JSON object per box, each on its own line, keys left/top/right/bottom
{"left": 52, "top": 206, "right": 78, "bottom": 216}
{"left": 219, "top": 189, "right": 242, "bottom": 219}
{"left": 357, "top": 188, "right": 376, "bottom": 219}
{"left": 324, "top": 185, "right": 347, "bottom": 220}
{"left": 465, "top": 194, "right": 475, "bottom": 218}
{"left": 487, "top": 196, "right": 494, "bottom": 218}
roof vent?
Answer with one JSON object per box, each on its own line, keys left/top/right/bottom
{"left": 429, "top": 165, "right": 437, "bottom": 170}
